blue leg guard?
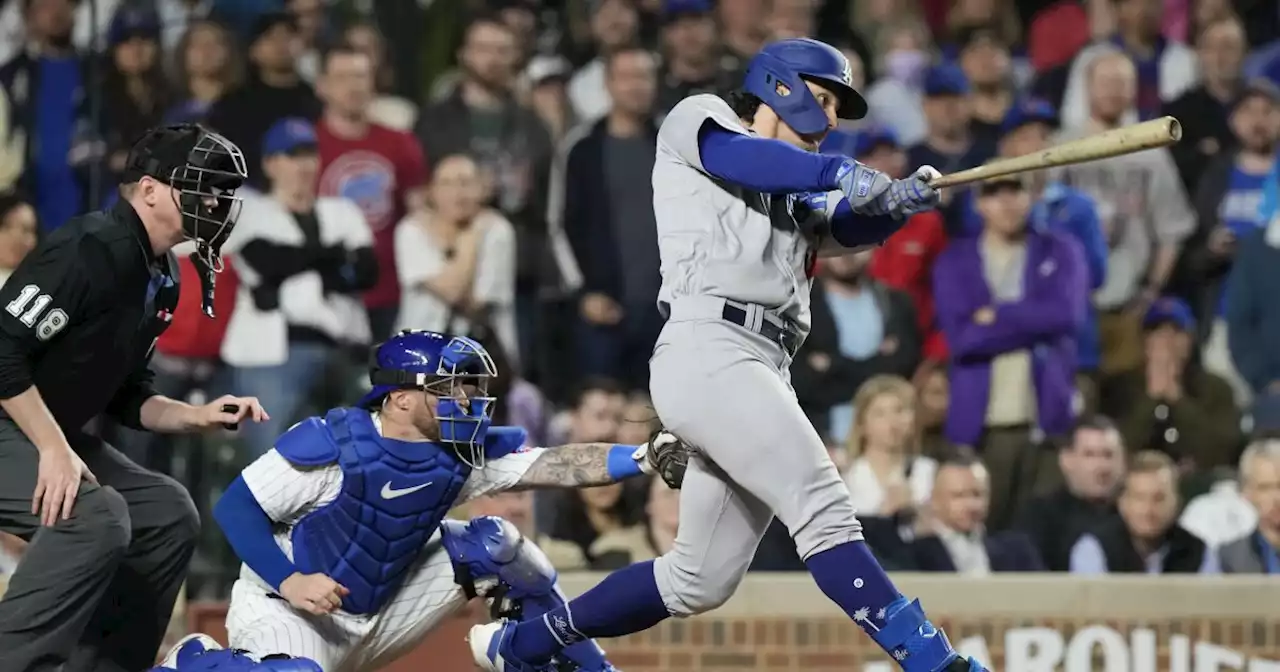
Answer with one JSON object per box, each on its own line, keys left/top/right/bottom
{"left": 441, "top": 516, "right": 616, "bottom": 672}
{"left": 871, "top": 598, "right": 990, "bottom": 672}
{"left": 147, "top": 634, "right": 324, "bottom": 671}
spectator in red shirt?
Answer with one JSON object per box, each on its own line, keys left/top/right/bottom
{"left": 315, "top": 42, "right": 427, "bottom": 340}
{"left": 822, "top": 126, "right": 951, "bottom": 372}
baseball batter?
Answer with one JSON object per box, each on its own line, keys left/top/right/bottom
{"left": 471, "top": 38, "right": 989, "bottom": 672}
{"left": 153, "top": 330, "right": 688, "bottom": 672}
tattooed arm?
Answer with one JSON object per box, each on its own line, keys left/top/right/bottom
{"left": 511, "top": 443, "right": 640, "bottom": 490}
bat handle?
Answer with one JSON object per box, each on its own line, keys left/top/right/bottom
{"left": 221, "top": 403, "right": 240, "bottom": 431}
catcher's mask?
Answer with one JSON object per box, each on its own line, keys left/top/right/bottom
{"left": 362, "top": 331, "right": 499, "bottom": 468}
{"left": 122, "top": 123, "right": 248, "bottom": 317}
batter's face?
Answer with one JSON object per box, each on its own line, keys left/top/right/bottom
{"left": 768, "top": 79, "right": 842, "bottom": 151}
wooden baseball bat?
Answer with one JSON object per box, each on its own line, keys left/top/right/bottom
{"left": 927, "top": 116, "right": 1183, "bottom": 189}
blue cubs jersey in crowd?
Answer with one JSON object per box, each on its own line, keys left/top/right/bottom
{"left": 272, "top": 407, "right": 528, "bottom": 615}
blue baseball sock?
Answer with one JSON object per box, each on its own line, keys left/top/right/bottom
{"left": 805, "top": 541, "right": 904, "bottom": 638}
{"left": 509, "top": 560, "right": 671, "bottom": 663}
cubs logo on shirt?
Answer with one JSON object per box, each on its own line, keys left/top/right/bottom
{"left": 319, "top": 151, "right": 397, "bottom": 231}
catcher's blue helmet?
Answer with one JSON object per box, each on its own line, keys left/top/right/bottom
{"left": 743, "top": 38, "right": 867, "bottom": 136}
{"left": 359, "top": 330, "right": 498, "bottom": 467}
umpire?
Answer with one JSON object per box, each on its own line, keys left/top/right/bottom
{"left": 0, "top": 124, "right": 269, "bottom": 671}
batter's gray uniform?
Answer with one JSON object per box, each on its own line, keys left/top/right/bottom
{"left": 647, "top": 95, "right": 873, "bottom": 616}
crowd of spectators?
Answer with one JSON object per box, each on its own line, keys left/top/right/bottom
{"left": 1, "top": 0, "right": 1280, "bottom": 597}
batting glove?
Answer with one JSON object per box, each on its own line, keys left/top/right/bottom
{"left": 834, "top": 159, "right": 893, "bottom": 212}
{"left": 885, "top": 165, "right": 942, "bottom": 216}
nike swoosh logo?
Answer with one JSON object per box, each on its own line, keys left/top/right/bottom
{"left": 381, "top": 481, "right": 433, "bottom": 500}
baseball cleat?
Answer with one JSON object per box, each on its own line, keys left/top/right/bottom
{"left": 468, "top": 620, "right": 551, "bottom": 672}
{"left": 157, "top": 632, "right": 223, "bottom": 668}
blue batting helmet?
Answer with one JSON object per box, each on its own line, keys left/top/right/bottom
{"left": 359, "top": 330, "right": 498, "bottom": 467}
{"left": 743, "top": 38, "right": 867, "bottom": 136}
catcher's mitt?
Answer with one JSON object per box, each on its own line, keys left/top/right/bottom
{"left": 640, "top": 430, "right": 690, "bottom": 489}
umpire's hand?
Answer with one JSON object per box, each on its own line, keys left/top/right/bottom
{"left": 192, "top": 395, "right": 270, "bottom": 431}
{"left": 33, "top": 442, "right": 98, "bottom": 527}
{"left": 280, "top": 572, "right": 350, "bottom": 615}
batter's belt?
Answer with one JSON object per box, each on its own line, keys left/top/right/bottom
{"left": 662, "top": 296, "right": 802, "bottom": 357}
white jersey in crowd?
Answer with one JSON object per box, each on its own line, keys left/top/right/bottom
{"left": 653, "top": 94, "right": 825, "bottom": 336}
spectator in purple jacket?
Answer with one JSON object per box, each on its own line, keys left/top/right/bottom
{"left": 933, "top": 174, "right": 1089, "bottom": 530}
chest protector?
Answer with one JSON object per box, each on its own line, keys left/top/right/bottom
{"left": 284, "top": 408, "right": 471, "bottom": 615}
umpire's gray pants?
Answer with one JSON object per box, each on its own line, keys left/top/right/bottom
{"left": 648, "top": 318, "right": 864, "bottom": 618}
{"left": 0, "top": 420, "right": 200, "bottom": 672}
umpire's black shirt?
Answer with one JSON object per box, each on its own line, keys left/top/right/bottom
{"left": 0, "top": 199, "right": 179, "bottom": 432}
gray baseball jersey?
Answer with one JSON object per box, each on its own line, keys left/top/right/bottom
{"left": 653, "top": 94, "right": 821, "bottom": 335}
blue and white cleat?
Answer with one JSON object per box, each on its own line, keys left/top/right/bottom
{"left": 147, "top": 632, "right": 324, "bottom": 671}
{"left": 468, "top": 620, "right": 553, "bottom": 672}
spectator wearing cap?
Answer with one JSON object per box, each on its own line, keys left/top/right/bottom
{"left": 566, "top": 0, "right": 641, "bottom": 123}
{"left": 864, "top": 17, "right": 934, "bottom": 147}
{"left": 654, "top": 0, "right": 735, "bottom": 118}
{"left": 0, "top": 0, "right": 104, "bottom": 231}
{"left": 315, "top": 42, "right": 427, "bottom": 342}
{"left": 1162, "top": 15, "right": 1249, "bottom": 194}
{"left": 550, "top": 45, "right": 663, "bottom": 389}
{"left": 417, "top": 13, "right": 554, "bottom": 372}
{"left": 981, "top": 100, "right": 1108, "bottom": 410}
{"left": 1101, "top": 297, "right": 1242, "bottom": 472}
{"left": 906, "top": 64, "right": 996, "bottom": 201}
{"left": 205, "top": 10, "right": 321, "bottom": 192}
{"left": 1055, "top": 49, "right": 1194, "bottom": 376}
{"left": 953, "top": 26, "right": 1017, "bottom": 152}
{"left": 102, "top": 7, "right": 172, "bottom": 184}
{"left": 221, "top": 117, "right": 377, "bottom": 457}
{"left": 933, "top": 170, "right": 1088, "bottom": 530}
{"left": 1060, "top": 0, "right": 1198, "bottom": 127}
{"left": 525, "top": 55, "right": 577, "bottom": 144}
{"left": 1225, "top": 155, "right": 1280, "bottom": 420}
{"left": 1182, "top": 79, "right": 1280, "bottom": 406}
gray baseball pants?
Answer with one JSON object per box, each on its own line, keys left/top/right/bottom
{"left": 0, "top": 420, "right": 200, "bottom": 672}
{"left": 648, "top": 313, "right": 864, "bottom": 617}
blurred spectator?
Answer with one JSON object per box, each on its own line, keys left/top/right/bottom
{"left": 417, "top": 13, "right": 554, "bottom": 372}
{"left": 154, "top": 0, "right": 230, "bottom": 55}
{"left": 1014, "top": 415, "right": 1126, "bottom": 570}
{"left": 395, "top": 153, "right": 518, "bottom": 361}
{"left": 1225, "top": 171, "right": 1280, "bottom": 413}
{"left": 956, "top": 27, "right": 1015, "bottom": 151}
{"left": 0, "top": 191, "right": 37, "bottom": 287}
{"left": 566, "top": 0, "right": 641, "bottom": 122}
{"left": 615, "top": 390, "right": 660, "bottom": 446}
{"left": 1181, "top": 472, "right": 1257, "bottom": 548}
{"left": 933, "top": 173, "right": 1087, "bottom": 530}
{"left": 864, "top": 17, "right": 934, "bottom": 146}
{"left": 590, "top": 475, "right": 679, "bottom": 566}
{"left": 315, "top": 42, "right": 427, "bottom": 342}
{"left": 1025, "top": 0, "right": 1091, "bottom": 75}
{"left": 794, "top": 249, "right": 920, "bottom": 443}
{"left": 524, "top": 55, "right": 576, "bottom": 145}
{"left": 471, "top": 322, "right": 549, "bottom": 447}
{"left": 1218, "top": 439, "right": 1280, "bottom": 573}
{"left": 288, "top": 0, "right": 327, "bottom": 84}
{"left": 102, "top": 7, "right": 171, "bottom": 182}
{"left": 765, "top": 0, "right": 816, "bottom": 39}
{"left": 849, "top": 0, "right": 919, "bottom": 54}
{"left": 205, "top": 10, "right": 322, "bottom": 192}
{"left": 840, "top": 375, "right": 937, "bottom": 519}
{"left": 1186, "top": 79, "right": 1279, "bottom": 405}
{"left": 492, "top": 0, "right": 542, "bottom": 67}
{"left": 994, "top": 100, "right": 1108, "bottom": 408}
{"left": 164, "top": 19, "right": 242, "bottom": 125}
{"left": 1056, "top": 50, "right": 1194, "bottom": 376}
{"left": 1062, "top": 0, "right": 1198, "bottom": 125}
{"left": 906, "top": 64, "right": 996, "bottom": 196}
{"left": 0, "top": 0, "right": 111, "bottom": 64}
{"left": 1162, "top": 16, "right": 1248, "bottom": 195}
{"left": 0, "top": 0, "right": 102, "bottom": 231}
{"left": 653, "top": 0, "right": 733, "bottom": 117}
{"left": 549, "top": 481, "right": 647, "bottom": 568}
{"left": 221, "top": 118, "right": 376, "bottom": 457}
{"left": 717, "top": 0, "right": 769, "bottom": 72}
{"left": 553, "top": 45, "right": 662, "bottom": 389}
{"left": 0, "top": 85, "right": 21, "bottom": 192}
{"left": 944, "top": 0, "right": 1021, "bottom": 49}
{"left": 903, "top": 454, "right": 1044, "bottom": 573}
{"left": 468, "top": 490, "right": 587, "bottom": 571}
{"left": 342, "top": 20, "right": 419, "bottom": 132}
{"left": 1101, "top": 297, "right": 1242, "bottom": 471}
{"left": 1069, "top": 450, "right": 1219, "bottom": 574}
{"left": 915, "top": 367, "right": 952, "bottom": 460}
{"left": 561, "top": 377, "right": 626, "bottom": 445}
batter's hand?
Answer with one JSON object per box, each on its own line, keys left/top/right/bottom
{"left": 887, "top": 165, "right": 942, "bottom": 216}
{"left": 194, "top": 395, "right": 269, "bottom": 431}
{"left": 32, "top": 442, "right": 97, "bottom": 527}
{"left": 280, "top": 572, "right": 350, "bottom": 615}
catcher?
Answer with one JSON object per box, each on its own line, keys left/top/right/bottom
{"left": 153, "top": 330, "right": 689, "bottom": 672}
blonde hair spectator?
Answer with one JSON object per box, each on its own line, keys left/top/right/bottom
{"left": 841, "top": 375, "right": 937, "bottom": 518}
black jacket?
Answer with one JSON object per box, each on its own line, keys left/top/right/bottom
{"left": 0, "top": 199, "right": 177, "bottom": 431}
{"left": 1092, "top": 516, "right": 1207, "bottom": 574}
{"left": 1162, "top": 86, "right": 1235, "bottom": 195}
{"left": 1013, "top": 487, "right": 1118, "bottom": 571}
{"left": 793, "top": 278, "right": 920, "bottom": 430}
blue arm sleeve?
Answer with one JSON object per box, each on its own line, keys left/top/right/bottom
{"left": 698, "top": 125, "right": 848, "bottom": 194}
{"left": 213, "top": 476, "right": 298, "bottom": 591}
{"left": 828, "top": 198, "right": 907, "bottom": 247}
